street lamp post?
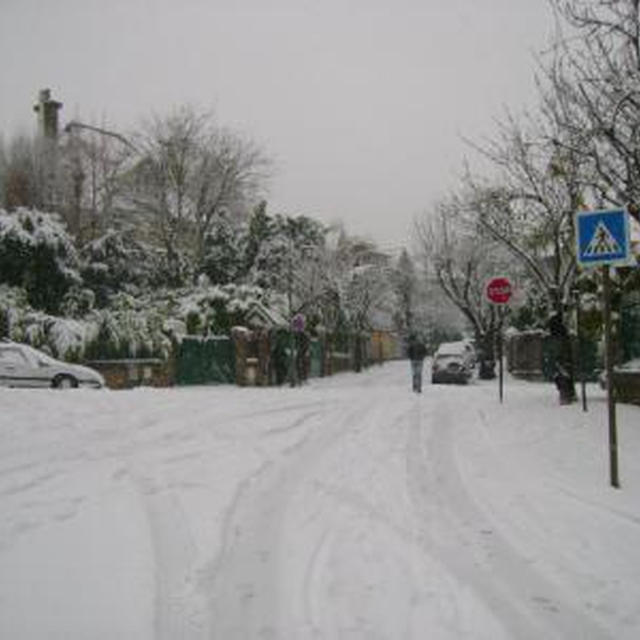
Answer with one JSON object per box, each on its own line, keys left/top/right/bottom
{"left": 62, "top": 120, "right": 136, "bottom": 241}
{"left": 63, "top": 120, "right": 136, "bottom": 151}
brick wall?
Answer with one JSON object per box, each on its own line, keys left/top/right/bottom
{"left": 86, "top": 359, "right": 174, "bottom": 390}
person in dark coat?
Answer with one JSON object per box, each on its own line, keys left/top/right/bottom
{"left": 407, "top": 334, "right": 427, "bottom": 393}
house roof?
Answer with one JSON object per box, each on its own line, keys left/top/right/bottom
{"left": 244, "top": 301, "right": 287, "bottom": 329}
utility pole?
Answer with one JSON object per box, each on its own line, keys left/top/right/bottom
{"left": 33, "top": 88, "right": 62, "bottom": 210}
{"left": 602, "top": 266, "right": 620, "bottom": 488}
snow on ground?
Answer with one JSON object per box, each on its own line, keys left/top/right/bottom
{"left": 0, "top": 360, "right": 639, "bottom": 639}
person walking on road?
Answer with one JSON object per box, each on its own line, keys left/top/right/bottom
{"left": 407, "top": 334, "right": 427, "bottom": 393}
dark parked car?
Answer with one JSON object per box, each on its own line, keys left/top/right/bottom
{"left": 0, "top": 341, "right": 105, "bottom": 389}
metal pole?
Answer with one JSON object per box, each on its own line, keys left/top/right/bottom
{"left": 602, "top": 265, "right": 620, "bottom": 488}
{"left": 498, "top": 328, "right": 504, "bottom": 403}
{"left": 574, "top": 288, "right": 588, "bottom": 411}
{"left": 63, "top": 120, "right": 137, "bottom": 151}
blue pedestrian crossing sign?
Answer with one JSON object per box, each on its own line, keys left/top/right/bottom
{"left": 575, "top": 209, "right": 631, "bottom": 267}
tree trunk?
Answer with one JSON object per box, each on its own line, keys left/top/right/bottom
{"left": 548, "top": 310, "right": 577, "bottom": 404}
{"left": 354, "top": 334, "right": 363, "bottom": 373}
{"left": 476, "top": 330, "right": 497, "bottom": 379}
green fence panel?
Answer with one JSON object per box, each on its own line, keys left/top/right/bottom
{"left": 270, "top": 329, "right": 291, "bottom": 385}
{"left": 541, "top": 335, "right": 600, "bottom": 382}
{"left": 176, "top": 336, "right": 235, "bottom": 385}
{"left": 575, "top": 338, "right": 601, "bottom": 381}
{"left": 541, "top": 335, "right": 556, "bottom": 381}
{"left": 621, "top": 293, "right": 640, "bottom": 361}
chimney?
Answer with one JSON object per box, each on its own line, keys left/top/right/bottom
{"left": 33, "top": 88, "right": 63, "bottom": 139}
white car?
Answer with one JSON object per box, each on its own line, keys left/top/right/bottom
{"left": 436, "top": 341, "right": 476, "bottom": 367}
{"left": 431, "top": 341, "right": 476, "bottom": 384}
{"left": 0, "top": 341, "right": 105, "bottom": 389}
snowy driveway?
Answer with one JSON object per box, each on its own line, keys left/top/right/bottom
{"left": 1, "top": 360, "right": 639, "bottom": 639}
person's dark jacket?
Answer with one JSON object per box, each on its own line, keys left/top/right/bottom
{"left": 408, "top": 340, "right": 427, "bottom": 361}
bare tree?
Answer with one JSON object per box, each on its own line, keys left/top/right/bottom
{"left": 415, "top": 195, "right": 514, "bottom": 376}
{"left": 1, "top": 117, "right": 137, "bottom": 243}
{"left": 128, "top": 107, "right": 270, "bottom": 284}
{"left": 0, "top": 134, "right": 47, "bottom": 211}
{"left": 320, "top": 228, "right": 393, "bottom": 371}
{"left": 547, "top": 0, "right": 640, "bottom": 222}
{"left": 465, "top": 112, "right": 582, "bottom": 316}
{"left": 58, "top": 123, "right": 134, "bottom": 242}
{"left": 464, "top": 109, "right": 588, "bottom": 399}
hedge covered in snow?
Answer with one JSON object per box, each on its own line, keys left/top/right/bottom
{"left": 0, "top": 282, "right": 281, "bottom": 362}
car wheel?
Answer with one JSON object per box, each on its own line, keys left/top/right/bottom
{"left": 53, "top": 374, "right": 78, "bottom": 389}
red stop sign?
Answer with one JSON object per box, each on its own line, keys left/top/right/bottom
{"left": 486, "top": 277, "right": 512, "bottom": 304}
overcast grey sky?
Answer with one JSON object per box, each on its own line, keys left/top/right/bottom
{"left": 0, "top": 0, "right": 554, "bottom": 249}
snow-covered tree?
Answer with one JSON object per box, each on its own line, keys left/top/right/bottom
{"left": 79, "top": 228, "right": 161, "bottom": 306}
{"left": 176, "top": 283, "right": 272, "bottom": 336}
{"left": 389, "top": 248, "right": 451, "bottom": 350}
{"left": 390, "top": 249, "right": 421, "bottom": 337}
{"left": 243, "top": 200, "right": 272, "bottom": 276}
{"left": 0, "top": 208, "right": 80, "bottom": 314}
{"left": 201, "top": 214, "right": 245, "bottom": 285}
{"left": 320, "top": 230, "right": 393, "bottom": 369}
{"left": 245, "top": 212, "right": 327, "bottom": 322}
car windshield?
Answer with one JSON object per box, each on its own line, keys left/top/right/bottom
{"left": 437, "top": 343, "right": 467, "bottom": 356}
{"left": 436, "top": 354, "right": 462, "bottom": 362}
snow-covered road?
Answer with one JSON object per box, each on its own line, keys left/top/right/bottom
{"left": 1, "top": 361, "right": 639, "bottom": 639}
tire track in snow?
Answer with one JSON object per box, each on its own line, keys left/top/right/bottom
{"left": 142, "top": 488, "right": 209, "bottom": 640}
{"left": 115, "top": 416, "right": 214, "bottom": 640}
{"left": 301, "top": 526, "right": 331, "bottom": 636}
{"left": 405, "top": 391, "right": 611, "bottom": 639}
{"left": 205, "top": 398, "right": 374, "bottom": 639}
{"left": 204, "top": 374, "right": 431, "bottom": 639}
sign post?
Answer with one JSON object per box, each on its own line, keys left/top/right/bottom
{"left": 602, "top": 265, "right": 619, "bottom": 488}
{"left": 486, "top": 276, "right": 513, "bottom": 403}
{"left": 575, "top": 208, "right": 631, "bottom": 488}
